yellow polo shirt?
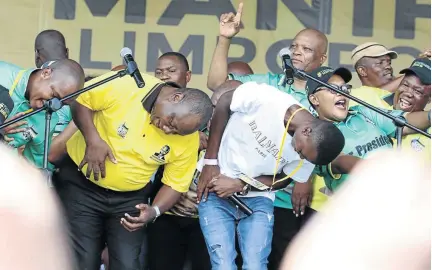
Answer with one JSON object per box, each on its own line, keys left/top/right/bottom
{"left": 309, "top": 175, "right": 329, "bottom": 211}
{"left": 392, "top": 127, "right": 431, "bottom": 164}
{"left": 350, "top": 86, "right": 393, "bottom": 109}
{"left": 66, "top": 71, "right": 199, "bottom": 192}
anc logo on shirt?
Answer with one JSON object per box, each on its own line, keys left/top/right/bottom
{"left": 117, "top": 122, "right": 129, "bottom": 138}
{"left": 22, "top": 126, "right": 38, "bottom": 141}
{"left": 151, "top": 145, "right": 170, "bottom": 163}
{"left": 411, "top": 138, "right": 425, "bottom": 152}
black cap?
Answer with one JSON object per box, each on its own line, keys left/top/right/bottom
{"left": 305, "top": 66, "right": 352, "bottom": 95}
{"left": 400, "top": 58, "right": 431, "bottom": 85}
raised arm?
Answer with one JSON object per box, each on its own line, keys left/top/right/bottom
{"left": 207, "top": 3, "right": 243, "bottom": 91}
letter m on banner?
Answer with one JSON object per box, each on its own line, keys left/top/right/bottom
{"left": 54, "top": 0, "right": 146, "bottom": 23}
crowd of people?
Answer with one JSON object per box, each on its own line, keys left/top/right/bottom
{"left": 0, "top": 2, "right": 430, "bottom": 270}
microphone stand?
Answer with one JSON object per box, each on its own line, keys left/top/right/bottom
{"left": 294, "top": 70, "right": 431, "bottom": 148}
{"left": 0, "top": 69, "right": 129, "bottom": 186}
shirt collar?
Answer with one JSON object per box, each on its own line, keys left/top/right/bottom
{"left": 13, "top": 69, "right": 37, "bottom": 103}
{"left": 277, "top": 74, "right": 306, "bottom": 94}
{"left": 141, "top": 82, "right": 180, "bottom": 113}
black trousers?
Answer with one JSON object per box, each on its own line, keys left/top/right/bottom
{"left": 55, "top": 155, "right": 150, "bottom": 270}
{"left": 148, "top": 214, "right": 211, "bottom": 270}
{"left": 268, "top": 206, "right": 316, "bottom": 270}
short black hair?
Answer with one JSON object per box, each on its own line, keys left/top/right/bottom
{"left": 177, "top": 88, "right": 213, "bottom": 131}
{"left": 159, "top": 52, "right": 190, "bottom": 71}
{"left": 85, "top": 76, "right": 96, "bottom": 82}
{"left": 310, "top": 119, "right": 345, "bottom": 165}
{"left": 35, "top": 30, "right": 68, "bottom": 66}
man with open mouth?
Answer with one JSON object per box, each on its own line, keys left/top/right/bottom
{"left": 306, "top": 66, "right": 431, "bottom": 192}
{"left": 390, "top": 57, "right": 431, "bottom": 162}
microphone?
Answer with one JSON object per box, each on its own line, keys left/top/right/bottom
{"left": 228, "top": 195, "right": 253, "bottom": 216}
{"left": 0, "top": 88, "right": 15, "bottom": 140}
{"left": 120, "top": 47, "right": 145, "bottom": 88}
{"left": 278, "top": 48, "right": 295, "bottom": 85}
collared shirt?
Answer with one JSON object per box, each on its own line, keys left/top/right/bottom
{"left": 228, "top": 73, "right": 319, "bottom": 208}
{"left": 0, "top": 61, "right": 60, "bottom": 169}
{"left": 350, "top": 85, "right": 393, "bottom": 109}
{"left": 315, "top": 105, "right": 404, "bottom": 191}
{"left": 66, "top": 71, "right": 199, "bottom": 192}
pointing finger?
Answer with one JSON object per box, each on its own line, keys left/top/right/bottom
{"left": 235, "top": 2, "right": 243, "bottom": 21}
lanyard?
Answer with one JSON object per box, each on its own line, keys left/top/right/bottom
{"left": 9, "top": 70, "right": 25, "bottom": 96}
{"left": 271, "top": 107, "right": 305, "bottom": 190}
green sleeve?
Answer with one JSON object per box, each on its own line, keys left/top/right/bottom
{"left": 354, "top": 105, "right": 405, "bottom": 137}
{"left": 228, "top": 73, "right": 272, "bottom": 84}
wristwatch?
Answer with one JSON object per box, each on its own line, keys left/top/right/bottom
{"left": 152, "top": 205, "right": 161, "bottom": 223}
{"left": 239, "top": 184, "right": 251, "bottom": 196}
{"left": 203, "top": 159, "right": 218, "bottom": 166}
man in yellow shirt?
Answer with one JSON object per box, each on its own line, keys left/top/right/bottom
{"left": 350, "top": 42, "right": 400, "bottom": 108}
{"left": 391, "top": 58, "right": 431, "bottom": 162}
{"left": 55, "top": 71, "right": 213, "bottom": 270}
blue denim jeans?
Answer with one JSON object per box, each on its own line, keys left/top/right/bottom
{"left": 198, "top": 193, "right": 274, "bottom": 270}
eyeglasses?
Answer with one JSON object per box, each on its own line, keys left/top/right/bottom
{"left": 315, "top": 84, "right": 352, "bottom": 95}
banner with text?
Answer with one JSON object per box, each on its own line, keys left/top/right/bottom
{"left": 0, "top": 0, "right": 430, "bottom": 90}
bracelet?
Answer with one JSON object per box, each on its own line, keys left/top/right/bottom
{"left": 428, "top": 110, "right": 431, "bottom": 121}
{"left": 152, "top": 205, "right": 161, "bottom": 223}
{"left": 203, "top": 159, "right": 218, "bottom": 166}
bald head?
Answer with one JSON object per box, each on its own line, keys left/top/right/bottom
{"left": 211, "top": 80, "right": 243, "bottom": 105}
{"left": 295, "top": 28, "right": 328, "bottom": 54}
{"left": 228, "top": 61, "right": 254, "bottom": 76}
{"left": 290, "top": 28, "right": 328, "bottom": 73}
{"left": 49, "top": 59, "right": 85, "bottom": 87}
{"left": 294, "top": 28, "right": 328, "bottom": 54}
{"left": 35, "top": 30, "right": 69, "bottom": 68}
{"left": 28, "top": 59, "right": 85, "bottom": 108}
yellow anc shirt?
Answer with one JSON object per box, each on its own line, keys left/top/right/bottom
{"left": 66, "top": 71, "right": 199, "bottom": 192}
{"left": 309, "top": 175, "right": 329, "bottom": 211}
{"left": 350, "top": 86, "right": 393, "bottom": 109}
{"left": 393, "top": 127, "right": 431, "bottom": 164}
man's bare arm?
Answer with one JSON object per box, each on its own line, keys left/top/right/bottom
{"left": 207, "top": 37, "right": 232, "bottom": 91}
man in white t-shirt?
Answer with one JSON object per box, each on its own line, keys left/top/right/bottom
{"left": 196, "top": 80, "right": 345, "bottom": 270}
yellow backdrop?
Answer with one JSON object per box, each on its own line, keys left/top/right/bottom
{"left": 0, "top": 0, "right": 430, "bottom": 92}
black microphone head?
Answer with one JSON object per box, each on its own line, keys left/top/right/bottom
{"left": 120, "top": 47, "right": 133, "bottom": 58}
{"left": 0, "top": 86, "right": 14, "bottom": 137}
{"left": 278, "top": 47, "right": 292, "bottom": 58}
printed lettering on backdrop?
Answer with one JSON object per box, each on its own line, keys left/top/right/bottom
{"left": 1, "top": 0, "right": 430, "bottom": 92}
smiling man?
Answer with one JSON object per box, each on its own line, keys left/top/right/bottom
{"left": 391, "top": 58, "right": 431, "bottom": 162}
{"left": 307, "top": 66, "right": 431, "bottom": 191}
{"left": 350, "top": 42, "right": 399, "bottom": 108}
{"left": 55, "top": 71, "right": 212, "bottom": 270}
